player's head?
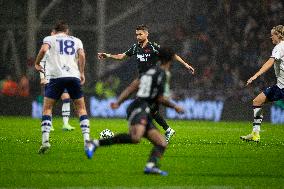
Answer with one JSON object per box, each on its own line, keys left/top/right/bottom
{"left": 136, "top": 24, "right": 149, "bottom": 43}
{"left": 158, "top": 47, "right": 175, "bottom": 66}
{"left": 54, "top": 21, "right": 69, "bottom": 34}
{"left": 271, "top": 25, "right": 284, "bottom": 44}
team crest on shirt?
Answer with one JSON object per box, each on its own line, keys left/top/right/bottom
{"left": 144, "top": 48, "right": 151, "bottom": 53}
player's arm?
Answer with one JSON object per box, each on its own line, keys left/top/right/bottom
{"left": 246, "top": 58, "right": 275, "bottom": 85}
{"left": 39, "top": 71, "right": 48, "bottom": 85}
{"left": 78, "top": 48, "right": 86, "bottom": 85}
{"left": 34, "top": 44, "right": 49, "bottom": 72}
{"left": 110, "top": 79, "right": 139, "bottom": 109}
{"left": 174, "top": 54, "right": 195, "bottom": 74}
{"left": 98, "top": 53, "right": 127, "bottom": 60}
{"left": 157, "top": 95, "right": 184, "bottom": 113}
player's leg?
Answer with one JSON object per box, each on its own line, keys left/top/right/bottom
{"left": 39, "top": 97, "right": 56, "bottom": 154}
{"left": 85, "top": 105, "right": 147, "bottom": 159}
{"left": 240, "top": 91, "right": 270, "bottom": 142}
{"left": 73, "top": 97, "right": 90, "bottom": 144}
{"left": 67, "top": 77, "right": 91, "bottom": 146}
{"left": 151, "top": 106, "right": 175, "bottom": 143}
{"left": 144, "top": 127, "right": 168, "bottom": 176}
{"left": 61, "top": 91, "right": 75, "bottom": 131}
{"left": 85, "top": 123, "right": 145, "bottom": 159}
{"left": 39, "top": 79, "right": 64, "bottom": 154}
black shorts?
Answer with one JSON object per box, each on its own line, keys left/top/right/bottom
{"left": 127, "top": 100, "right": 156, "bottom": 131}
{"left": 45, "top": 77, "right": 83, "bottom": 100}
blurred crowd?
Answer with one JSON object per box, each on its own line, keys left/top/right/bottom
{"left": 0, "top": 75, "right": 29, "bottom": 97}
{"left": 159, "top": 0, "right": 284, "bottom": 101}
{"left": 1, "top": 0, "right": 284, "bottom": 102}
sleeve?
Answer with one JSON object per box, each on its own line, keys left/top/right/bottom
{"left": 152, "top": 42, "right": 160, "bottom": 54}
{"left": 124, "top": 44, "right": 136, "bottom": 57}
{"left": 43, "top": 36, "right": 52, "bottom": 47}
{"left": 271, "top": 45, "right": 281, "bottom": 60}
{"left": 77, "top": 38, "right": 84, "bottom": 50}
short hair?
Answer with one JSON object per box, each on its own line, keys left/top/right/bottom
{"left": 272, "top": 25, "right": 284, "bottom": 39}
{"left": 158, "top": 47, "right": 175, "bottom": 64}
{"left": 54, "top": 21, "right": 69, "bottom": 32}
{"left": 136, "top": 24, "right": 149, "bottom": 32}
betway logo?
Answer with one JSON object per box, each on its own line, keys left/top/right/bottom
{"left": 166, "top": 98, "right": 224, "bottom": 121}
{"left": 89, "top": 97, "right": 223, "bottom": 121}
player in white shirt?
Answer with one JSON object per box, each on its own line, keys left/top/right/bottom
{"left": 35, "top": 21, "right": 91, "bottom": 153}
{"left": 40, "top": 48, "right": 75, "bottom": 131}
{"left": 241, "top": 25, "right": 284, "bottom": 142}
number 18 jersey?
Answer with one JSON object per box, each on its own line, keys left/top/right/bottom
{"left": 43, "top": 33, "right": 83, "bottom": 79}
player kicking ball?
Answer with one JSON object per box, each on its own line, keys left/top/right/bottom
{"left": 85, "top": 47, "right": 184, "bottom": 175}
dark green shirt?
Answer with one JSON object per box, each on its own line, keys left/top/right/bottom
{"left": 124, "top": 42, "right": 160, "bottom": 74}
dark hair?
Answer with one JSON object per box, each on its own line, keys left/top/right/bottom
{"left": 54, "top": 21, "right": 69, "bottom": 32}
{"left": 158, "top": 47, "right": 175, "bottom": 64}
{"left": 136, "top": 24, "right": 149, "bottom": 32}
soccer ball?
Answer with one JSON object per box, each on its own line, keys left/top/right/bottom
{"left": 99, "top": 129, "right": 114, "bottom": 139}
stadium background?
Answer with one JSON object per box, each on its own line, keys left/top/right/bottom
{"left": 0, "top": 0, "right": 284, "bottom": 122}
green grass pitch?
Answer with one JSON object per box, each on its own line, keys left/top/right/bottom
{"left": 0, "top": 116, "right": 283, "bottom": 188}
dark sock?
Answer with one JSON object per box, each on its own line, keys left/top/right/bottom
{"left": 147, "top": 145, "right": 166, "bottom": 166}
{"left": 153, "top": 112, "right": 169, "bottom": 131}
{"left": 99, "top": 133, "right": 132, "bottom": 146}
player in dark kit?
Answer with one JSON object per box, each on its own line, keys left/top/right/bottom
{"left": 86, "top": 47, "right": 184, "bottom": 175}
{"left": 98, "top": 24, "right": 194, "bottom": 143}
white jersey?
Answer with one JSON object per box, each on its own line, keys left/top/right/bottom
{"left": 271, "top": 40, "right": 284, "bottom": 89}
{"left": 42, "top": 33, "right": 83, "bottom": 79}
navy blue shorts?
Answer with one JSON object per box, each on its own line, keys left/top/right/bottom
{"left": 263, "top": 85, "right": 284, "bottom": 102}
{"left": 45, "top": 77, "right": 83, "bottom": 100}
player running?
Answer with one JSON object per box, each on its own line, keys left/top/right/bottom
{"left": 35, "top": 21, "right": 91, "bottom": 153}
{"left": 98, "top": 24, "right": 194, "bottom": 143}
{"left": 240, "top": 25, "right": 284, "bottom": 142}
{"left": 85, "top": 47, "right": 184, "bottom": 175}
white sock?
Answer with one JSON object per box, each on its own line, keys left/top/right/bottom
{"left": 146, "top": 162, "right": 155, "bottom": 168}
{"left": 80, "top": 115, "right": 90, "bottom": 143}
{"left": 252, "top": 106, "right": 263, "bottom": 134}
{"left": 62, "top": 101, "right": 70, "bottom": 125}
{"left": 41, "top": 115, "right": 52, "bottom": 144}
{"left": 93, "top": 139, "right": 100, "bottom": 147}
{"left": 166, "top": 128, "right": 172, "bottom": 132}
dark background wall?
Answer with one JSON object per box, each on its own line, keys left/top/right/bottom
{"left": 0, "top": 0, "right": 284, "bottom": 119}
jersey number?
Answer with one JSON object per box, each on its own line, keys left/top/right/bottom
{"left": 57, "top": 40, "right": 75, "bottom": 55}
{"left": 137, "top": 75, "right": 152, "bottom": 98}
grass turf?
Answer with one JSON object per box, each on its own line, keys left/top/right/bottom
{"left": 0, "top": 116, "right": 283, "bottom": 188}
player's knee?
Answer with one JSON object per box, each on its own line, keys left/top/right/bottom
{"left": 130, "top": 135, "right": 141, "bottom": 144}
{"left": 253, "top": 98, "right": 262, "bottom": 106}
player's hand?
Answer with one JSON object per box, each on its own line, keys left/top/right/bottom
{"left": 110, "top": 102, "right": 120, "bottom": 109}
{"left": 80, "top": 74, "right": 85, "bottom": 85}
{"left": 98, "top": 53, "right": 110, "bottom": 59}
{"left": 35, "top": 64, "right": 44, "bottom": 73}
{"left": 186, "top": 64, "right": 195, "bottom": 75}
{"left": 246, "top": 75, "right": 257, "bottom": 86}
{"left": 174, "top": 106, "right": 184, "bottom": 114}
{"left": 40, "top": 79, "right": 48, "bottom": 85}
